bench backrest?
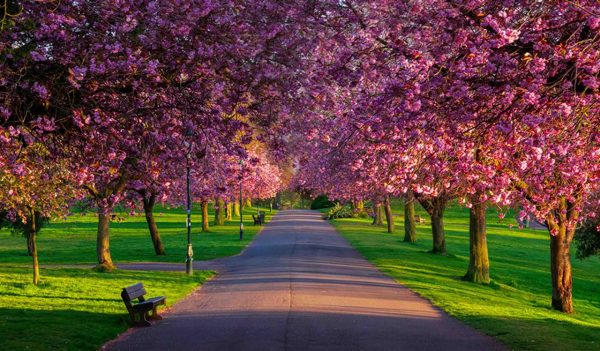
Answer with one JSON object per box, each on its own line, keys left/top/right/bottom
{"left": 122, "top": 283, "right": 147, "bottom": 305}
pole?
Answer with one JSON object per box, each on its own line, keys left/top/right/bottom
{"left": 185, "top": 160, "right": 193, "bottom": 275}
{"left": 239, "top": 173, "right": 244, "bottom": 241}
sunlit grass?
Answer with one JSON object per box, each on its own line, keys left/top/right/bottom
{"left": 0, "top": 205, "right": 275, "bottom": 265}
{"left": 331, "top": 201, "right": 600, "bottom": 351}
{"left": 0, "top": 205, "right": 271, "bottom": 350}
{"left": 0, "top": 267, "right": 214, "bottom": 351}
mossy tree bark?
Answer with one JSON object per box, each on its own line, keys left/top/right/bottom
{"left": 201, "top": 200, "right": 210, "bottom": 232}
{"left": 416, "top": 194, "right": 448, "bottom": 254}
{"left": 87, "top": 169, "right": 129, "bottom": 271}
{"left": 142, "top": 192, "right": 165, "bottom": 256}
{"left": 214, "top": 198, "right": 226, "bottom": 225}
{"left": 550, "top": 227, "right": 573, "bottom": 313}
{"left": 226, "top": 202, "right": 233, "bottom": 220}
{"left": 515, "top": 180, "right": 578, "bottom": 313}
{"left": 96, "top": 212, "right": 115, "bottom": 271}
{"left": 383, "top": 196, "right": 394, "bottom": 233}
{"left": 403, "top": 193, "right": 417, "bottom": 243}
{"left": 234, "top": 201, "right": 241, "bottom": 217}
{"left": 546, "top": 198, "right": 577, "bottom": 313}
{"left": 463, "top": 200, "right": 489, "bottom": 283}
{"left": 372, "top": 201, "right": 384, "bottom": 225}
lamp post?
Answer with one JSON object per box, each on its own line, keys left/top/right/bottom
{"left": 184, "top": 129, "right": 194, "bottom": 275}
{"left": 239, "top": 158, "right": 244, "bottom": 241}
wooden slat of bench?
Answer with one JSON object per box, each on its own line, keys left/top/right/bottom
{"left": 123, "top": 283, "right": 147, "bottom": 300}
{"left": 144, "top": 296, "right": 166, "bottom": 304}
{"left": 131, "top": 296, "right": 166, "bottom": 311}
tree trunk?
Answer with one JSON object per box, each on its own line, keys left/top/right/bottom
{"left": 27, "top": 230, "right": 35, "bottom": 256}
{"left": 403, "top": 195, "right": 417, "bottom": 243}
{"left": 31, "top": 229, "right": 39, "bottom": 285}
{"left": 245, "top": 199, "right": 252, "bottom": 208}
{"left": 550, "top": 223, "right": 573, "bottom": 313}
{"left": 215, "top": 198, "right": 226, "bottom": 225}
{"left": 214, "top": 198, "right": 221, "bottom": 224}
{"left": 25, "top": 210, "right": 40, "bottom": 285}
{"left": 383, "top": 196, "right": 394, "bottom": 233}
{"left": 143, "top": 194, "right": 165, "bottom": 256}
{"left": 201, "top": 200, "right": 210, "bottom": 232}
{"left": 96, "top": 212, "right": 115, "bottom": 271}
{"left": 226, "top": 202, "right": 233, "bottom": 220}
{"left": 463, "top": 201, "right": 489, "bottom": 283}
{"left": 234, "top": 201, "right": 241, "bottom": 217}
{"left": 372, "top": 201, "right": 384, "bottom": 225}
{"left": 275, "top": 192, "right": 282, "bottom": 210}
{"left": 91, "top": 168, "right": 128, "bottom": 272}
{"left": 430, "top": 208, "right": 446, "bottom": 254}
{"left": 416, "top": 195, "right": 447, "bottom": 254}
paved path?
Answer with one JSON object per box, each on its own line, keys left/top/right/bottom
{"left": 105, "top": 210, "right": 504, "bottom": 351}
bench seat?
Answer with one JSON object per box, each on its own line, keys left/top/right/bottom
{"left": 121, "top": 283, "right": 166, "bottom": 326}
{"left": 131, "top": 296, "right": 166, "bottom": 311}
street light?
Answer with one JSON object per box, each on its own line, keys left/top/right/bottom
{"left": 239, "top": 158, "right": 244, "bottom": 241}
{"left": 184, "top": 128, "right": 194, "bottom": 275}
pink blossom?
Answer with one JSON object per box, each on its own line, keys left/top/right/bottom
{"left": 32, "top": 82, "right": 49, "bottom": 99}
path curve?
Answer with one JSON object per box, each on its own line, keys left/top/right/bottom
{"left": 104, "top": 210, "right": 504, "bottom": 351}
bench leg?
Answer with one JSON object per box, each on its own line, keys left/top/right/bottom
{"left": 136, "top": 311, "right": 152, "bottom": 327}
{"left": 128, "top": 312, "right": 137, "bottom": 326}
{"left": 149, "top": 306, "right": 163, "bottom": 320}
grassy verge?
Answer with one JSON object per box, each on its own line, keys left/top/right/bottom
{"left": 330, "top": 202, "right": 600, "bottom": 351}
{"left": 0, "top": 205, "right": 272, "bottom": 350}
{"left": 0, "top": 267, "right": 214, "bottom": 351}
{"left": 0, "top": 205, "right": 276, "bottom": 265}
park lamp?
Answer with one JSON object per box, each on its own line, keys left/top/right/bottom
{"left": 184, "top": 127, "right": 194, "bottom": 276}
{"left": 239, "top": 158, "right": 244, "bottom": 241}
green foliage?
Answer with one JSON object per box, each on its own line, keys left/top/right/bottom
{"left": 0, "top": 210, "right": 47, "bottom": 237}
{"left": 331, "top": 200, "right": 600, "bottom": 351}
{"left": 276, "top": 190, "right": 311, "bottom": 209}
{"left": 355, "top": 209, "right": 370, "bottom": 219}
{"left": 326, "top": 203, "right": 371, "bottom": 219}
{"left": 0, "top": 267, "right": 213, "bottom": 351}
{"left": 326, "top": 203, "right": 355, "bottom": 219}
{"left": 575, "top": 219, "right": 600, "bottom": 259}
{"left": 310, "top": 194, "right": 334, "bottom": 209}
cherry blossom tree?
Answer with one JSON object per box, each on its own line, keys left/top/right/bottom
{"left": 0, "top": 140, "right": 79, "bottom": 284}
{"left": 293, "top": 0, "right": 599, "bottom": 311}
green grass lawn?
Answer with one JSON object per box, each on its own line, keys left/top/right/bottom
{"left": 0, "top": 267, "right": 213, "bottom": 351}
{"left": 0, "top": 205, "right": 275, "bottom": 265}
{"left": 0, "top": 204, "right": 273, "bottom": 350}
{"left": 330, "top": 201, "right": 600, "bottom": 351}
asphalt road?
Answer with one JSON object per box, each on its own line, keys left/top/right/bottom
{"left": 105, "top": 210, "right": 504, "bottom": 351}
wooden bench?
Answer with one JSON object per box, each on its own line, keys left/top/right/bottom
{"left": 414, "top": 215, "right": 426, "bottom": 224}
{"left": 121, "top": 283, "right": 166, "bottom": 327}
{"left": 252, "top": 214, "right": 262, "bottom": 225}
